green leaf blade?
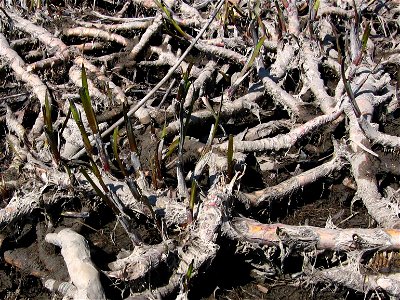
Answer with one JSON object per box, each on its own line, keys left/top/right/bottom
{"left": 80, "top": 64, "right": 98, "bottom": 134}
{"left": 227, "top": 134, "right": 234, "bottom": 181}
{"left": 69, "top": 100, "right": 93, "bottom": 156}
{"left": 361, "top": 22, "right": 371, "bottom": 52}
{"left": 112, "top": 127, "right": 128, "bottom": 177}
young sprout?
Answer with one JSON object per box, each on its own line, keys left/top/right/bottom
{"left": 123, "top": 102, "right": 138, "bottom": 154}
{"left": 189, "top": 179, "right": 197, "bottom": 220}
{"left": 330, "top": 21, "right": 362, "bottom": 117}
{"left": 227, "top": 134, "right": 234, "bottom": 181}
{"left": 80, "top": 65, "right": 98, "bottom": 135}
{"left": 154, "top": 0, "right": 191, "bottom": 40}
{"left": 183, "top": 259, "right": 194, "bottom": 292}
{"left": 122, "top": 103, "right": 142, "bottom": 174}
{"left": 113, "top": 127, "right": 155, "bottom": 220}
{"left": 229, "top": 30, "right": 266, "bottom": 97}
{"left": 81, "top": 167, "right": 111, "bottom": 209}
{"left": 80, "top": 64, "right": 110, "bottom": 172}
{"left": 69, "top": 100, "right": 93, "bottom": 157}
{"left": 70, "top": 66, "right": 142, "bottom": 245}
{"left": 164, "top": 138, "right": 180, "bottom": 160}
{"left": 361, "top": 22, "right": 371, "bottom": 53}
{"left": 150, "top": 138, "right": 164, "bottom": 190}
{"left": 201, "top": 94, "right": 223, "bottom": 156}
{"left": 81, "top": 163, "right": 142, "bottom": 246}
{"left": 275, "top": 0, "right": 287, "bottom": 38}
{"left": 308, "top": 0, "right": 320, "bottom": 37}
{"left": 112, "top": 127, "right": 128, "bottom": 177}
{"left": 353, "top": 22, "right": 371, "bottom": 65}
{"left": 178, "top": 64, "right": 193, "bottom": 154}
{"left": 176, "top": 66, "right": 193, "bottom": 200}
{"left": 341, "top": 60, "right": 361, "bottom": 117}
{"left": 313, "top": 0, "right": 320, "bottom": 14}
{"left": 42, "top": 92, "right": 61, "bottom": 165}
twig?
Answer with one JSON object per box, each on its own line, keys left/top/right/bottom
{"left": 0, "top": 92, "right": 29, "bottom": 101}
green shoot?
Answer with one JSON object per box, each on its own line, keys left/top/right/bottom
{"left": 164, "top": 138, "right": 180, "bottom": 160}
{"left": 222, "top": 0, "right": 229, "bottom": 28}
{"left": 29, "top": 0, "right": 41, "bottom": 11}
{"left": 183, "top": 98, "right": 194, "bottom": 141}
{"left": 59, "top": 108, "right": 71, "bottom": 139}
{"left": 63, "top": 164, "right": 75, "bottom": 186}
{"left": 69, "top": 100, "right": 93, "bottom": 156}
{"left": 186, "top": 259, "right": 194, "bottom": 279}
{"left": 81, "top": 166, "right": 142, "bottom": 247}
{"left": 88, "top": 158, "right": 107, "bottom": 191}
{"left": 154, "top": 143, "right": 163, "bottom": 186}
{"left": 182, "top": 63, "right": 192, "bottom": 87}
{"left": 177, "top": 105, "right": 187, "bottom": 158}
{"left": 341, "top": 59, "right": 361, "bottom": 117}
{"left": 352, "top": 0, "right": 360, "bottom": 29}
{"left": 86, "top": 158, "right": 134, "bottom": 233}
{"left": 112, "top": 127, "right": 128, "bottom": 177}
{"left": 175, "top": 68, "right": 193, "bottom": 201}
{"left": 275, "top": 0, "right": 286, "bottom": 37}
{"left": 361, "top": 22, "right": 371, "bottom": 52}
{"left": 201, "top": 95, "right": 223, "bottom": 156}
{"left": 160, "top": 121, "right": 167, "bottom": 140}
{"left": 252, "top": 0, "right": 261, "bottom": 19}
{"left": 211, "top": 100, "right": 223, "bottom": 137}
{"left": 127, "top": 178, "right": 156, "bottom": 221}
{"left": 227, "top": 134, "right": 234, "bottom": 181}
{"left": 154, "top": 0, "right": 191, "bottom": 40}
{"left": 244, "top": 35, "right": 265, "bottom": 75}
{"left": 113, "top": 127, "right": 155, "bottom": 220}
{"left": 181, "top": 65, "right": 193, "bottom": 144}
{"left": 222, "top": 0, "right": 242, "bottom": 30}
{"left": 189, "top": 179, "right": 197, "bottom": 216}
{"left": 42, "top": 92, "right": 61, "bottom": 164}
{"left": 172, "top": 66, "right": 192, "bottom": 162}
{"left": 123, "top": 102, "right": 142, "bottom": 175}
{"left": 75, "top": 76, "right": 142, "bottom": 245}
{"left": 222, "top": 0, "right": 245, "bottom": 28}
{"left": 80, "top": 64, "right": 98, "bottom": 134}
{"left": 308, "top": 0, "right": 320, "bottom": 37}
{"left": 210, "top": 98, "right": 223, "bottom": 141}
{"left": 313, "top": 0, "right": 320, "bottom": 15}
{"left": 150, "top": 155, "right": 159, "bottom": 189}
{"left": 229, "top": 20, "right": 265, "bottom": 97}
{"left": 43, "top": 92, "right": 53, "bottom": 133}
{"left": 6, "top": 135, "right": 22, "bottom": 162}
{"left": 231, "top": 1, "right": 245, "bottom": 17}
{"left": 353, "top": 21, "right": 371, "bottom": 66}
{"left": 217, "top": 69, "right": 230, "bottom": 83}
{"left": 183, "top": 259, "right": 194, "bottom": 292}
{"left": 81, "top": 167, "right": 110, "bottom": 206}
{"left": 150, "top": 160, "right": 157, "bottom": 189}
{"left": 80, "top": 64, "right": 110, "bottom": 172}
{"left": 123, "top": 102, "right": 138, "bottom": 154}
